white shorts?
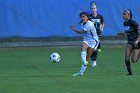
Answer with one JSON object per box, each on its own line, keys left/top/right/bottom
{"left": 83, "top": 39, "right": 98, "bottom": 50}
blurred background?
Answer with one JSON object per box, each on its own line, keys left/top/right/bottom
{"left": 0, "top": 0, "right": 140, "bottom": 47}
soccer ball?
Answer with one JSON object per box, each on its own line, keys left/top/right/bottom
{"left": 50, "top": 53, "right": 60, "bottom": 62}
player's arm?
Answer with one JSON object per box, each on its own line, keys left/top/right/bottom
{"left": 117, "top": 32, "right": 127, "bottom": 37}
{"left": 70, "top": 25, "right": 86, "bottom": 34}
{"left": 100, "top": 21, "right": 105, "bottom": 31}
{"left": 100, "top": 15, "right": 105, "bottom": 31}
{"left": 138, "top": 26, "right": 140, "bottom": 30}
{"left": 131, "top": 21, "right": 140, "bottom": 46}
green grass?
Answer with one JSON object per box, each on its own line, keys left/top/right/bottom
{"left": 0, "top": 47, "right": 140, "bottom": 93}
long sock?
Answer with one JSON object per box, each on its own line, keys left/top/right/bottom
{"left": 91, "top": 50, "right": 98, "bottom": 61}
{"left": 81, "top": 51, "right": 87, "bottom": 62}
{"left": 79, "top": 64, "right": 87, "bottom": 75}
{"left": 125, "top": 60, "right": 132, "bottom": 74}
{"left": 98, "top": 43, "right": 101, "bottom": 49}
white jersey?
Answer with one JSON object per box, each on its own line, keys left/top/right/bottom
{"left": 82, "top": 21, "right": 98, "bottom": 41}
{"left": 82, "top": 21, "right": 99, "bottom": 49}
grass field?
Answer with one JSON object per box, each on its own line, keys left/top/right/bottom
{"left": 0, "top": 47, "right": 140, "bottom": 93}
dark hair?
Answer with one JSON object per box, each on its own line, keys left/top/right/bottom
{"left": 128, "top": 9, "right": 132, "bottom": 18}
{"left": 79, "top": 12, "right": 90, "bottom": 24}
{"left": 79, "top": 12, "right": 90, "bottom": 19}
{"left": 90, "top": 1, "right": 96, "bottom": 7}
{"left": 123, "top": 9, "right": 133, "bottom": 18}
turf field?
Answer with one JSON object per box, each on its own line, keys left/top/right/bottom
{"left": 0, "top": 47, "right": 140, "bottom": 93}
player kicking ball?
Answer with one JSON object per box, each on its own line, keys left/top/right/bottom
{"left": 70, "top": 12, "right": 99, "bottom": 76}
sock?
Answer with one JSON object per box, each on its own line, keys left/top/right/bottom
{"left": 91, "top": 50, "right": 98, "bottom": 61}
{"left": 98, "top": 43, "right": 101, "bottom": 49}
{"left": 79, "top": 64, "right": 87, "bottom": 75}
{"left": 81, "top": 51, "right": 87, "bottom": 62}
{"left": 125, "top": 60, "right": 132, "bottom": 74}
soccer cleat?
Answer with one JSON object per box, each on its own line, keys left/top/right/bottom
{"left": 72, "top": 73, "right": 83, "bottom": 77}
{"left": 126, "top": 73, "right": 133, "bottom": 76}
{"left": 91, "top": 61, "right": 96, "bottom": 67}
{"left": 83, "top": 61, "right": 88, "bottom": 66}
{"left": 98, "top": 49, "right": 102, "bottom": 52}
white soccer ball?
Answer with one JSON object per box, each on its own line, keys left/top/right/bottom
{"left": 50, "top": 53, "right": 60, "bottom": 62}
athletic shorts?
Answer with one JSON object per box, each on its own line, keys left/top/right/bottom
{"left": 127, "top": 41, "right": 140, "bottom": 49}
{"left": 98, "top": 35, "right": 101, "bottom": 40}
{"left": 83, "top": 39, "right": 99, "bottom": 49}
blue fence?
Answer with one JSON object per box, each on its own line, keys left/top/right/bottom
{"left": 0, "top": 0, "right": 140, "bottom": 38}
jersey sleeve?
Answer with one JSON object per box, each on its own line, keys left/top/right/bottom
{"left": 83, "top": 22, "right": 94, "bottom": 31}
{"left": 131, "top": 20, "right": 139, "bottom": 29}
{"left": 100, "top": 15, "right": 104, "bottom": 24}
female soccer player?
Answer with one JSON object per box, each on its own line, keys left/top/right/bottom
{"left": 89, "top": 3, "right": 105, "bottom": 67}
{"left": 118, "top": 9, "right": 140, "bottom": 75}
{"left": 70, "top": 12, "right": 99, "bottom": 76}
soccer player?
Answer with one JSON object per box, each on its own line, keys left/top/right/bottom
{"left": 118, "top": 9, "right": 140, "bottom": 75}
{"left": 70, "top": 12, "right": 99, "bottom": 76}
{"left": 89, "top": 3, "right": 104, "bottom": 67}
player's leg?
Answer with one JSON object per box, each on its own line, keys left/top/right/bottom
{"left": 131, "top": 43, "right": 140, "bottom": 63}
{"left": 91, "top": 50, "right": 98, "bottom": 67}
{"left": 72, "top": 42, "right": 88, "bottom": 76}
{"left": 86, "top": 47, "right": 94, "bottom": 61}
{"left": 97, "top": 36, "right": 101, "bottom": 52}
{"left": 90, "top": 39, "right": 99, "bottom": 67}
{"left": 131, "top": 49, "right": 140, "bottom": 63}
{"left": 97, "top": 40, "right": 101, "bottom": 52}
{"left": 86, "top": 39, "right": 98, "bottom": 61}
{"left": 73, "top": 40, "right": 98, "bottom": 76}
{"left": 90, "top": 36, "right": 101, "bottom": 67}
{"left": 81, "top": 42, "right": 89, "bottom": 65}
{"left": 125, "top": 44, "right": 133, "bottom": 75}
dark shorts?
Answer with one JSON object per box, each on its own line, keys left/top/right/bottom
{"left": 97, "top": 32, "right": 101, "bottom": 36}
{"left": 127, "top": 41, "right": 140, "bottom": 49}
{"left": 97, "top": 32, "right": 101, "bottom": 40}
{"left": 98, "top": 35, "right": 101, "bottom": 40}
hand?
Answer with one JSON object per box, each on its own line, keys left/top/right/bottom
{"left": 70, "top": 25, "right": 75, "bottom": 29}
{"left": 100, "top": 27, "right": 103, "bottom": 31}
{"left": 134, "top": 40, "right": 139, "bottom": 47}
{"left": 117, "top": 32, "right": 127, "bottom": 36}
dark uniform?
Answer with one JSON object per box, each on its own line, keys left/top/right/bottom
{"left": 90, "top": 14, "right": 104, "bottom": 37}
{"left": 124, "top": 18, "right": 140, "bottom": 75}
{"left": 90, "top": 14, "right": 104, "bottom": 61}
{"left": 124, "top": 19, "right": 140, "bottom": 49}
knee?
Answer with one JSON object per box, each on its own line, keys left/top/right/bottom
{"left": 81, "top": 48, "right": 86, "bottom": 51}
{"left": 131, "top": 58, "right": 137, "bottom": 63}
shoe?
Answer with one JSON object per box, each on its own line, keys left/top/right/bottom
{"left": 126, "top": 73, "right": 133, "bottom": 76}
{"left": 83, "top": 61, "right": 88, "bottom": 66}
{"left": 91, "top": 61, "right": 96, "bottom": 67}
{"left": 98, "top": 49, "right": 102, "bottom": 52}
{"left": 72, "top": 73, "right": 83, "bottom": 77}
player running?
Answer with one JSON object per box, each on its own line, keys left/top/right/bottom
{"left": 118, "top": 9, "right": 140, "bottom": 75}
{"left": 70, "top": 12, "right": 99, "bottom": 76}
{"left": 89, "top": 2, "right": 105, "bottom": 67}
